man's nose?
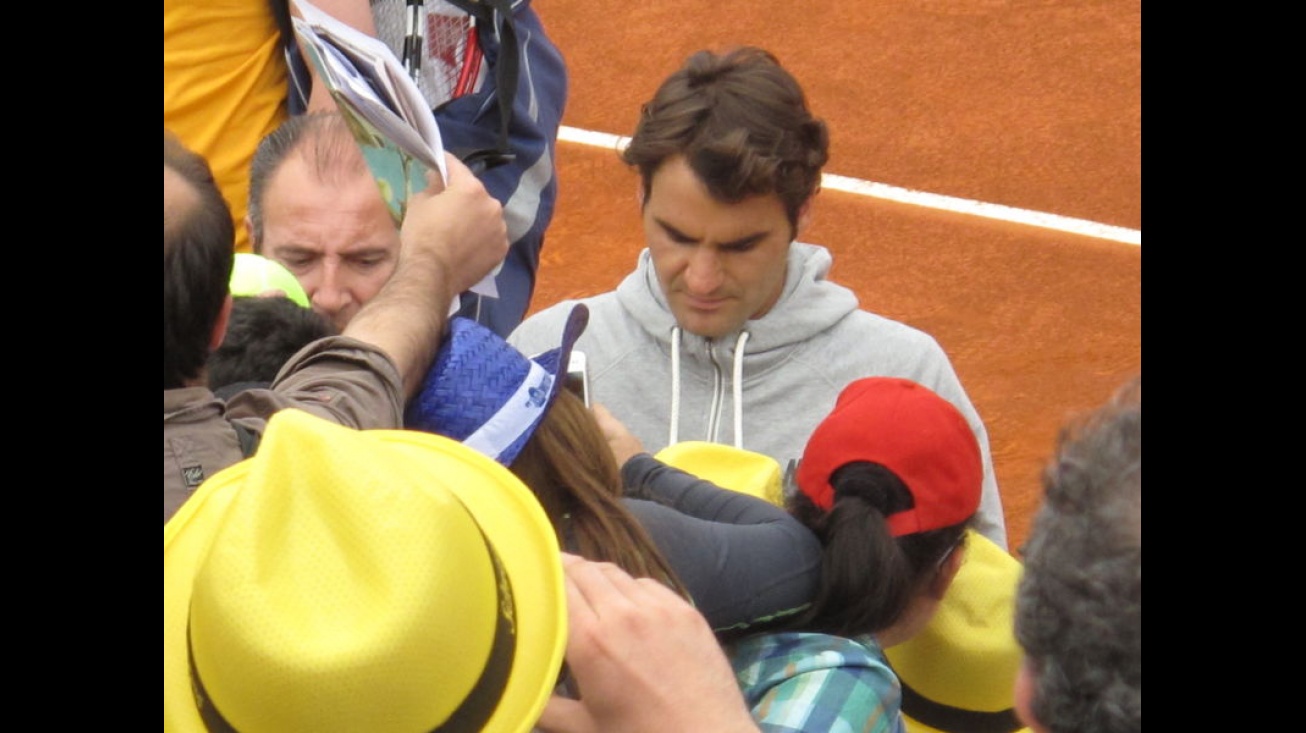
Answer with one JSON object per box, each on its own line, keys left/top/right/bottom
{"left": 310, "top": 261, "right": 351, "bottom": 316}
{"left": 683, "top": 249, "right": 723, "bottom": 294}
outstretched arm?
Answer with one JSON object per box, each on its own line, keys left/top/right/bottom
{"left": 593, "top": 402, "right": 821, "bottom": 634}
{"left": 343, "top": 153, "right": 507, "bottom": 400}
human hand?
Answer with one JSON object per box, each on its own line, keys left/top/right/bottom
{"left": 534, "top": 553, "right": 759, "bottom": 733}
{"left": 591, "top": 403, "right": 645, "bottom": 468}
{"left": 399, "top": 153, "right": 508, "bottom": 295}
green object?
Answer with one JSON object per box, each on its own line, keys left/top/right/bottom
{"left": 229, "top": 253, "right": 311, "bottom": 308}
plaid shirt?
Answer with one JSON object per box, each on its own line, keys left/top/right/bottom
{"left": 728, "top": 632, "right": 907, "bottom": 733}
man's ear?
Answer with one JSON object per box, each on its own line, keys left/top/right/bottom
{"left": 1014, "top": 657, "right": 1048, "bottom": 733}
{"left": 209, "top": 294, "right": 234, "bottom": 352}
{"left": 635, "top": 180, "right": 647, "bottom": 209}
{"left": 795, "top": 197, "right": 816, "bottom": 238}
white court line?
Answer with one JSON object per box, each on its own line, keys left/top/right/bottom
{"left": 557, "top": 125, "right": 1141, "bottom": 247}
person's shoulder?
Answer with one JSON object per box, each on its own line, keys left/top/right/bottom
{"left": 730, "top": 632, "right": 898, "bottom": 724}
{"left": 510, "top": 294, "right": 621, "bottom": 344}
{"left": 510, "top": 300, "right": 578, "bottom": 344}
{"left": 830, "top": 308, "right": 945, "bottom": 351}
{"left": 730, "top": 631, "right": 884, "bottom": 673}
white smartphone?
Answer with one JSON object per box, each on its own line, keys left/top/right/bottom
{"left": 565, "top": 351, "right": 590, "bottom": 407}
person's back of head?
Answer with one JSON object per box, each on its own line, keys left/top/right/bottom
{"left": 246, "top": 110, "right": 367, "bottom": 250}
{"left": 885, "top": 528, "right": 1031, "bottom": 733}
{"left": 1014, "top": 375, "right": 1141, "bottom": 733}
{"left": 621, "top": 46, "right": 829, "bottom": 236}
{"left": 207, "top": 295, "right": 338, "bottom": 394}
{"left": 164, "top": 129, "right": 236, "bottom": 390}
{"left": 512, "top": 389, "right": 686, "bottom": 595}
{"left": 786, "top": 377, "right": 983, "bottom": 638}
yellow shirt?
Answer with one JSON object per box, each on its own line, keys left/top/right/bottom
{"left": 163, "top": 0, "right": 289, "bottom": 253}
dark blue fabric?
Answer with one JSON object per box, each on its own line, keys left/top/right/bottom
{"left": 439, "top": 1, "right": 568, "bottom": 337}
{"left": 620, "top": 453, "right": 822, "bottom": 634}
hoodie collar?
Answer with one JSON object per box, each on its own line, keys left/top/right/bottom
{"left": 617, "top": 241, "right": 860, "bottom": 355}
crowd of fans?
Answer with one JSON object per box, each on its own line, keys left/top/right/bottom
{"left": 165, "top": 14, "right": 1140, "bottom": 731}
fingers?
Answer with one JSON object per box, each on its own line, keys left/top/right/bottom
{"left": 397, "top": 153, "right": 508, "bottom": 296}
{"left": 559, "top": 553, "right": 600, "bottom": 628}
{"left": 435, "top": 152, "right": 470, "bottom": 192}
{"left": 561, "top": 554, "right": 647, "bottom": 629}
{"left": 590, "top": 403, "right": 645, "bottom": 467}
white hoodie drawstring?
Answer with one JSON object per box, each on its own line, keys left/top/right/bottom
{"left": 668, "top": 326, "right": 749, "bottom": 449}
{"left": 731, "top": 330, "right": 749, "bottom": 448}
{"left": 669, "top": 325, "right": 682, "bottom": 446}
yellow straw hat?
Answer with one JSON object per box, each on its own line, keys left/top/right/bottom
{"left": 885, "top": 530, "right": 1030, "bottom": 733}
{"left": 654, "top": 441, "right": 785, "bottom": 506}
{"left": 163, "top": 409, "right": 566, "bottom": 733}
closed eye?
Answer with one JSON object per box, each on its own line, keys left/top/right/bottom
{"left": 718, "top": 234, "right": 766, "bottom": 253}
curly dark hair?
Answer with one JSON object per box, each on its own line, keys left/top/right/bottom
{"left": 207, "top": 296, "right": 338, "bottom": 392}
{"left": 1015, "top": 375, "right": 1141, "bottom": 733}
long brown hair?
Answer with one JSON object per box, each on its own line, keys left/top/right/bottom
{"left": 510, "top": 390, "right": 690, "bottom": 599}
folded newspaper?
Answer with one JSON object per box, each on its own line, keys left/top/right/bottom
{"left": 291, "top": 0, "right": 498, "bottom": 302}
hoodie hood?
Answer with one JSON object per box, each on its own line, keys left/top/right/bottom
{"left": 614, "top": 242, "right": 861, "bottom": 448}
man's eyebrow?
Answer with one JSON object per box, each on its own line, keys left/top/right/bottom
{"left": 654, "top": 217, "right": 698, "bottom": 243}
{"left": 341, "top": 245, "right": 393, "bottom": 258}
{"left": 268, "top": 243, "right": 319, "bottom": 257}
{"left": 653, "top": 218, "right": 769, "bottom": 249}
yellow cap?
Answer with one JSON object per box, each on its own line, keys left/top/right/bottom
{"left": 654, "top": 441, "right": 785, "bottom": 506}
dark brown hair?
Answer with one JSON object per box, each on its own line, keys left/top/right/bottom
{"left": 511, "top": 390, "right": 690, "bottom": 598}
{"left": 164, "top": 130, "right": 235, "bottom": 389}
{"left": 782, "top": 462, "right": 969, "bottom": 637}
{"left": 621, "top": 46, "right": 829, "bottom": 236}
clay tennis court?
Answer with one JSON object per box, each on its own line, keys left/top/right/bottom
{"left": 525, "top": 0, "right": 1141, "bottom": 551}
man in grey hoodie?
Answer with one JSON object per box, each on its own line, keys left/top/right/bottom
{"left": 508, "top": 46, "right": 1007, "bottom": 548}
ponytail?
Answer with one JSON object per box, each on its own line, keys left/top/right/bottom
{"left": 784, "top": 462, "right": 967, "bottom": 637}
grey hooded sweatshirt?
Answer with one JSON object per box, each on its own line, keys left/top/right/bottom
{"left": 509, "top": 242, "right": 1007, "bottom": 548}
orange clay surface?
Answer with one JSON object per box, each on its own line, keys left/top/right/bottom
{"left": 526, "top": 0, "right": 1141, "bottom": 551}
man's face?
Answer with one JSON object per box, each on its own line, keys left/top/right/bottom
{"left": 643, "top": 155, "right": 796, "bottom": 339}
{"left": 255, "top": 155, "right": 400, "bottom": 333}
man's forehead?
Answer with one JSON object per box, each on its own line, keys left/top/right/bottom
{"left": 262, "top": 161, "right": 393, "bottom": 232}
{"left": 269, "top": 151, "right": 374, "bottom": 198}
{"left": 646, "top": 172, "right": 787, "bottom": 240}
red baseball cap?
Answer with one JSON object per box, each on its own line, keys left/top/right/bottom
{"left": 795, "top": 377, "right": 982, "bottom": 536}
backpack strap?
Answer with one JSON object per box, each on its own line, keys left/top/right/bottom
{"left": 442, "top": 0, "right": 520, "bottom": 172}
{"left": 268, "top": 0, "right": 313, "bottom": 115}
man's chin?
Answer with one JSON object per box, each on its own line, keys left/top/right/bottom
{"left": 672, "top": 310, "right": 743, "bottom": 341}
